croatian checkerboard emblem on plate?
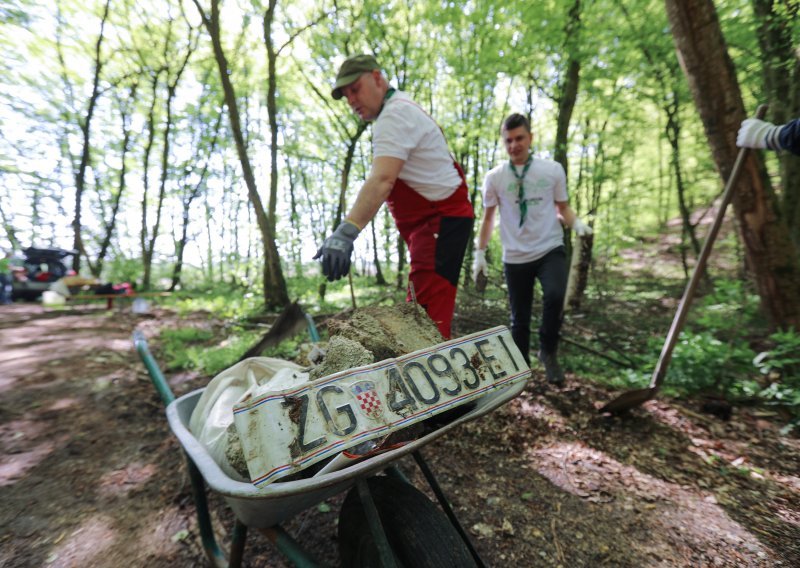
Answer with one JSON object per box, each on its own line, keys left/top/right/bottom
{"left": 352, "top": 380, "right": 383, "bottom": 420}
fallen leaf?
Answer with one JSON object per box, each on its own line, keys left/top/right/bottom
{"left": 171, "top": 529, "right": 189, "bottom": 542}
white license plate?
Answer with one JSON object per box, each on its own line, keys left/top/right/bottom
{"left": 233, "top": 326, "right": 529, "bottom": 486}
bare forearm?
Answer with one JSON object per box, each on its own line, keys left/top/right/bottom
{"left": 346, "top": 175, "right": 394, "bottom": 228}
{"left": 476, "top": 207, "right": 496, "bottom": 249}
{"left": 556, "top": 201, "right": 577, "bottom": 228}
{"left": 346, "top": 156, "right": 404, "bottom": 229}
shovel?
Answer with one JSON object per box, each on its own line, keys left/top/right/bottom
{"left": 599, "top": 104, "right": 767, "bottom": 414}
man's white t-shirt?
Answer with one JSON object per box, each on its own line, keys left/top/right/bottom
{"left": 372, "top": 91, "right": 461, "bottom": 201}
{"left": 481, "top": 157, "right": 568, "bottom": 263}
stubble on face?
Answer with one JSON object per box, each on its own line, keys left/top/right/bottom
{"left": 342, "top": 72, "right": 383, "bottom": 122}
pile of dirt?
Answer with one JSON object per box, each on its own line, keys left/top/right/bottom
{"left": 328, "top": 303, "right": 442, "bottom": 358}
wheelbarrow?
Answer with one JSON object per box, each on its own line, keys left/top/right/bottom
{"left": 133, "top": 323, "right": 530, "bottom": 567}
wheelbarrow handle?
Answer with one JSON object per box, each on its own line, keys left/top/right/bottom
{"left": 132, "top": 330, "right": 175, "bottom": 406}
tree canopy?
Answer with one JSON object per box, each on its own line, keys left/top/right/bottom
{"left": 1, "top": 0, "right": 798, "bottom": 324}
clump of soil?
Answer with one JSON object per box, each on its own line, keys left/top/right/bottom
{"left": 225, "top": 422, "right": 249, "bottom": 480}
{"left": 308, "top": 335, "right": 374, "bottom": 381}
{"left": 324, "top": 303, "right": 443, "bottom": 362}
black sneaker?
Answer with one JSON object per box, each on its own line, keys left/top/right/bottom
{"left": 537, "top": 350, "right": 564, "bottom": 385}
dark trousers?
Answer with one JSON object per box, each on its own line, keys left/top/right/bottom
{"left": 504, "top": 246, "right": 568, "bottom": 365}
{"left": 0, "top": 273, "right": 11, "bottom": 304}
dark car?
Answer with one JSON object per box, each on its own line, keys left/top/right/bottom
{"left": 11, "top": 247, "right": 76, "bottom": 300}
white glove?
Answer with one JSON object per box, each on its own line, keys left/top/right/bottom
{"left": 472, "top": 249, "right": 488, "bottom": 282}
{"left": 572, "top": 217, "right": 593, "bottom": 237}
{"left": 737, "top": 118, "right": 776, "bottom": 150}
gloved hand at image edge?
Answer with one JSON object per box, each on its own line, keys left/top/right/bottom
{"left": 571, "top": 217, "right": 593, "bottom": 237}
{"left": 737, "top": 118, "right": 784, "bottom": 151}
{"left": 472, "top": 248, "right": 488, "bottom": 282}
{"left": 313, "top": 220, "right": 361, "bottom": 281}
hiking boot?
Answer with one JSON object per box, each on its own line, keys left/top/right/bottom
{"left": 537, "top": 350, "right": 564, "bottom": 385}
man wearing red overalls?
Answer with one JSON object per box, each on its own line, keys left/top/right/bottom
{"left": 314, "top": 54, "right": 473, "bottom": 339}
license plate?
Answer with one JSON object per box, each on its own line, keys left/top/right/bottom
{"left": 233, "top": 326, "right": 530, "bottom": 486}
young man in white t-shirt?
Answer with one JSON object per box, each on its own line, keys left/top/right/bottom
{"left": 472, "top": 113, "right": 592, "bottom": 384}
{"left": 315, "top": 54, "right": 473, "bottom": 339}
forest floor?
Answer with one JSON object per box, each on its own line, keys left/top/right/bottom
{"left": 1, "top": 258, "right": 800, "bottom": 566}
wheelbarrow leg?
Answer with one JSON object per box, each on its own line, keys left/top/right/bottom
{"left": 228, "top": 520, "right": 247, "bottom": 568}
{"left": 258, "top": 526, "right": 322, "bottom": 568}
{"left": 412, "top": 451, "right": 487, "bottom": 568}
{"left": 187, "top": 458, "right": 230, "bottom": 568}
{"left": 134, "top": 330, "right": 252, "bottom": 568}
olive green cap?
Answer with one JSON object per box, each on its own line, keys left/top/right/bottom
{"left": 331, "top": 54, "right": 380, "bottom": 100}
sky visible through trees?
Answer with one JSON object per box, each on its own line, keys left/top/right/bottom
{"left": 0, "top": 0, "right": 797, "bottom": 307}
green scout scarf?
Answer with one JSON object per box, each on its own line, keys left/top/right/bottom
{"left": 377, "top": 87, "right": 396, "bottom": 117}
{"left": 510, "top": 154, "right": 533, "bottom": 227}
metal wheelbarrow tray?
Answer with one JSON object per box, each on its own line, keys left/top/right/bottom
{"left": 135, "top": 325, "right": 529, "bottom": 567}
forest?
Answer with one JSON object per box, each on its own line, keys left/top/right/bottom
{"left": 3, "top": 0, "right": 799, "bottom": 410}
{"left": 1, "top": 0, "right": 799, "bottom": 566}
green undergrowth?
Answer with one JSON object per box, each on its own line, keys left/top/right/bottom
{"left": 155, "top": 274, "right": 407, "bottom": 377}
{"left": 158, "top": 265, "right": 800, "bottom": 430}
{"left": 564, "top": 274, "right": 800, "bottom": 429}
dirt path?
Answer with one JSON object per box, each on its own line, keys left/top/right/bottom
{"left": 1, "top": 303, "right": 798, "bottom": 567}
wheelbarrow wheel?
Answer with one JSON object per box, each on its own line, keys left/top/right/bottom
{"left": 338, "top": 475, "right": 477, "bottom": 568}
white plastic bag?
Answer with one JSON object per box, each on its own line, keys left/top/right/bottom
{"left": 189, "top": 357, "right": 309, "bottom": 481}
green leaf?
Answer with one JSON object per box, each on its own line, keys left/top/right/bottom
{"left": 171, "top": 529, "right": 190, "bottom": 542}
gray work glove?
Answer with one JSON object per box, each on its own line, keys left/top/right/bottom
{"left": 313, "top": 221, "right": 360, "bottom": 281}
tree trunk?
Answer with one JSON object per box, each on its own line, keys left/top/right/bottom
{"left": 752, "top": 0, "right": 800, "bottom": 250}
{"left": 262, "top": 0, "right": 291, "bottom": 308}
{"left": 144, "top": 25, "right": 195, "bottom": 290}
{"left": 665, "top": 95, "right": 702, "bottom": 278}
{"left": 554, "top": 0, "right": 589, "bottom": 311}
{"left": 552, "top": 0, "right": 582, "bottom": 177}
{"left": 396, "top": 235, "right": 406, "bottom": 290}
{"left": 193, "top": 0, "right": 289, "bottom": 308}
{"left": 665, "top": 0, "right": 800, "bottom": 329}
{"left": 94, "top": 83, "right": 137, "bottom": 278}
{"left": 69, "top": 0, "right": 110, "bottom": 273}
{"left": 140, "top": 71, "right": 160, "bottom": 287}
{"left": 370, "top": 219, "right": 386, "bottom": 285}
{"left": 334, "top": 122, "right": 368, "bottom": 227}
{"left": 170, "top": 108, "right": 220, "bottom": 291}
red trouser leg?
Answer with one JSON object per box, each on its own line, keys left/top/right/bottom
{"left": 408, "top": 270, "right": 457, "bottom": 339}
{"left": 405, "top": 216, "right": 472, "bottom": 339}
{"left": 387, "top": 173, "right": 474, "bottom": 340}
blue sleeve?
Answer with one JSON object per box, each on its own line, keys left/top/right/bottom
{"left": 779, "top": 118, "right": 800, "bottom": 155}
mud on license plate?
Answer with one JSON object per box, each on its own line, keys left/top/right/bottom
{"left": 233, "top": 326, "right": 530, "bottom": 486}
